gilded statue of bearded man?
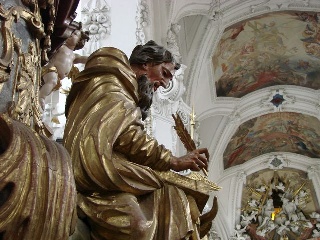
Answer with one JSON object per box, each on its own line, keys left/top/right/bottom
{"left": 64, "top": 41, "right": 211, "bottom": 240}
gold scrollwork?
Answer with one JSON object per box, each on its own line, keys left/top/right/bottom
{"left": 0, "top": 4, "right": 45, "bottom": 83}
{"left": 0, "top": 3, "right": 48, "bottom": 134}
{"left": 8, "top": 41, "right": 41, "bottom": 126}
{"left": 0, "top": 6, "right": 14, "bottom": 83}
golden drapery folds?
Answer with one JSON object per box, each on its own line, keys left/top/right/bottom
{"left": 0, "top": 114, "right": 77, "bottom": 240}
{"left": 64, "top": 47, "right": 213, "bottom": 240}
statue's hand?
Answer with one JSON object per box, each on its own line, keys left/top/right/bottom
{"left": 170, "top": 148, "right": 209, "bottom": 172}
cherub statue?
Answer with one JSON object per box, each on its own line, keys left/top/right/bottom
{"left": 282, "top": 197, "right": 297, "bottom": 221}
{"left": 256, "top": 185, "right": 267, "bottom": 192}
{"left": 248, "top": 198, "right": 259, "bottom": 208}
{"left": 312, "top": 229, "right": 320, "bottom": 237}
{"left": 39, "top": 29, "right": 89, "bottom": 110}
{"left": 295, "top": 189, "right": 308, "bottom": 209}
{"left": 256, "top": 228, "right": 267, "bottom": 237}
{"left": 276, "top": 182, "right": 285, "bottom": 191}
{"left": 310, "top": 211, "right": 320, "bottom": 221}
{"left": 276, "top": 221, "right": 290, "bottom": 236}
{"left": 262, "top": 199, "right": 274, "bottom": 218}
{"left": 232, "top": 224, "right": 247, "bottom": 240}
{"left": 275, "top": 213, "right": 287, "bottom": 226}
{"left": 241, "top": 210, "right": 258, "bottom": 227}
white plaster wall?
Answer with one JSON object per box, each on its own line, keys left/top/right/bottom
{"left": 152, "top": 116, "right": 175, "bottom": 152}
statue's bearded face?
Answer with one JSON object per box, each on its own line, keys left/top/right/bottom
{"left": 137, "top": 62, "right": 175, "bottom": 120}
{"left": 144, "top": 62, "right": 175, "bottom": 91}
{"left": 137, "top": 74, "right": 154, "bottom": 121}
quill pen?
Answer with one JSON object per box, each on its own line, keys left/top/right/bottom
{"left": 172, "top": 113, "right": 208, "bottom": 176}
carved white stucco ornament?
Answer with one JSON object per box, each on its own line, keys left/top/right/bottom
{"left": 81, "top": 0, "right": 111, "bottom": 55}
{"left": 167, "top": 23, "right": 182, "bottom": 63}
{"left": 267, "top": 154, "right": 286, "bottom": 169}
{"left": 260, "top": 89, "right": 295, "bottom": 112}
{"left": 135, "top": 0, "right": 149, "bottom": 45}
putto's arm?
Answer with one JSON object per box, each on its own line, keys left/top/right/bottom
{"left": 73, "top": 53, "right": 88, "bottom": 64}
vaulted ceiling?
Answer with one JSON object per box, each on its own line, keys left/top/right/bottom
{"left": 163, "top": 0, "right": 320, "bottom": 171}
{"left": 160, "top": 1, "right": 320, "bottom": 227}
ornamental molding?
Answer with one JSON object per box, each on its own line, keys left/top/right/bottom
{"left": 267, "top": 155, "right": 287, "bottom": 170}
{"left": 81, "top": 0, "right": 111, "bottom": 55}
{"left": 307, "top": 165, "right": 320, "bottom": 179}
{"left": 237, "top": 171, "right": 247, "bottom": 184}
{"left": 260, "top": 89, "right": 296, "bottom": 112}
{"left": 166, "top": 22, "right": 182, "bottom": 63}
{"left": 200, "top": 85, "right": 319, "bottom": 124}
{"left": 219, "top": 0, "right": 319, "bottom": 28}
{"left": 135, "top": 0, "right": 149, "bottom": 45}
{"left": 221, "top": 152, "right": 318, "bottom": 179}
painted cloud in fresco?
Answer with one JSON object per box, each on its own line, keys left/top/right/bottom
{"left": 213, "top": 12, "right": 320, "bottom": 98}
{"left": 223, "top": 112, "right": 320, "bottom": 169}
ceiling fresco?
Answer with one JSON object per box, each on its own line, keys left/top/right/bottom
{"left": 223, "top": 112, "right": 320, "bottom": 169}
{"left": 213, "top": 11, "right": 320, "bottom": 98}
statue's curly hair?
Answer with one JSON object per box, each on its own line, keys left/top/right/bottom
{"left": 129, "top": 40, "right": 180, "bottom": 70}
{"left": 74, "top": 30, "right": 90, "bottom": 50}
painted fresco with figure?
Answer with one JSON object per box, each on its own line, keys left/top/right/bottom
{"left": 213, "top": 11, "right": 320, "bottom": 98}
{"left": 223, "top": 112, "right": 320, "bottom": 169}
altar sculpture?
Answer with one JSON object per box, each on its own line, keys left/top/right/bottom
{"left": 0, "top": 0, "right": 80, "bottom": 239}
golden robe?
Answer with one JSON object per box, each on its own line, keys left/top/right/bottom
{"left": 64, "top": 47, "right": 207, "bottom": 240}
{"left": 0, "top": 114, "right": 76, "bottom": 240}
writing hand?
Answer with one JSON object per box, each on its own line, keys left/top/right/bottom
{"left": 169, "top": 148, "right": 209, "bottom": 174}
